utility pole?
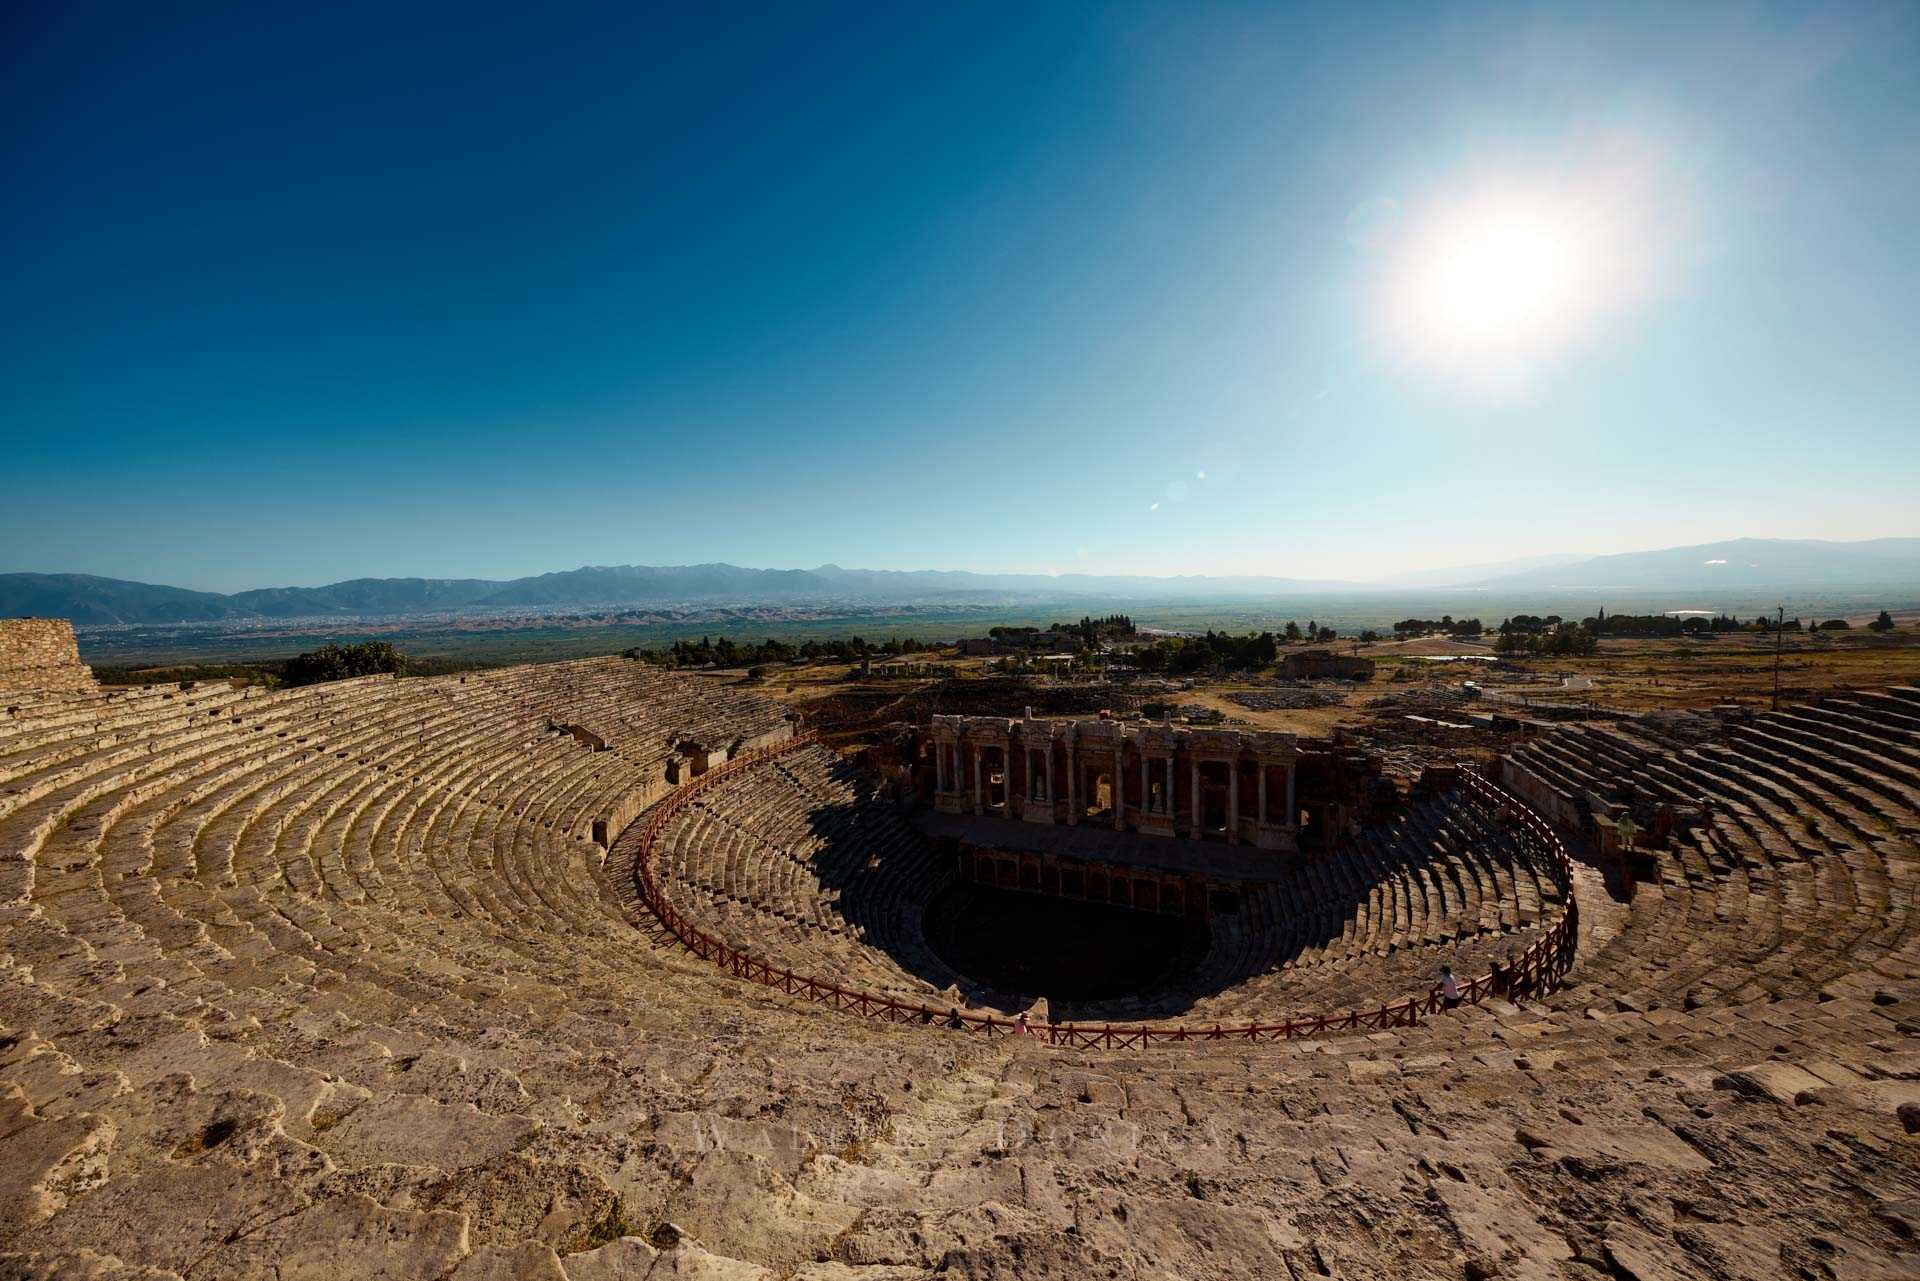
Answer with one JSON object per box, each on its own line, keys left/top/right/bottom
{"left": 1772, "top": 604, "right": 1784, "bottom": 711}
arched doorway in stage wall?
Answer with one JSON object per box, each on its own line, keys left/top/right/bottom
{"left": 1197, "top": 760, "right": 1233, "bottom": 835}
{"left": 984, "top": 745, "right": 1008, "bottom": 813}
{"left": 1084, "top": 766, "right": 1115, "bottom": 821}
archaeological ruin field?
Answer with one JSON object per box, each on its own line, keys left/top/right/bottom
{"left": 4, "top": 616, "right": 1920, "bottom": 1280}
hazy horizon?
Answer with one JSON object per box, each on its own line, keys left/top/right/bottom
{"left": 7, "top": 3, "right": 1919, "bottom": 592}
{"left": 8, "top": 533, "right": 1920, "bottom": 597}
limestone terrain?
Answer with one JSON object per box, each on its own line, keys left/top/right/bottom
{"left": 3, "top": 623, "right": 1920, "bottom": 1279}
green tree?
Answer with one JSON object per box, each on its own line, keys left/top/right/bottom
{"left": 1869, "top": 610, "right": 1895, "bottom": 632}
{"left": 281, "top": 641, "right": 408, "bottom": 687}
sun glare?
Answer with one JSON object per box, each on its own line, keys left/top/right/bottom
{"left": 1428, "top": 211, "right": 1571, "bottom": 339}
{"left": 1371, "top": 148, "right": 1675, "bottom": 396}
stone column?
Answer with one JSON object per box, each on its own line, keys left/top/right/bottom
{"left": 1066, "top": 743, "right": 1078, "bottom": 825}
{"left": 1165, "top": 755, "right": 1175, "bottom": 817}
{"left": 1227, "top": 760, "right": 1239, "bottom": 844}
{"left": 1116, "top": 749, "right": 1127, "bottom": 831}
{"left": 973, "top": 744, "right": 983, "bottom": 814}
{"left": 1285, "top": 763, "right": 1296, "bottom": 827}
{"left": 1190, "top": 760, "right": 1202, "bottom": 838}
{"left": 1044, "top": 742, "right": 1054, "bottom": 808}
{"left": 936, "top": 743, "right": 947, "bottom": 793}
{"left": 1257, "top": 763, "right": 1268, "bottom": 826}
{"left": 1140, "top": 754, "right": 1149, "bottom": 816}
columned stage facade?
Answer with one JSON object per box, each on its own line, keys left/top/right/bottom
{"left": 928, "top": 713, "right": 1303, "bottom": 852}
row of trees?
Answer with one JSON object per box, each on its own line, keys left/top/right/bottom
{"left": 1492, "top": 625, "right": 1599, "bottom": 657}
{"left": 1502, "top": 608, "right": 1899, "bottom": 638}
{"left": 1070, "top": 614, "right": 1137, "bottom": 647}
{"left": 1393, "top": 616, "right": 1485, "bottom": 637}
{"left": 986, "top": 616, "right": 1138, "bottom": 649}
{"left": 1131, "top": 630, "right": 1281, "bottom": 674}
{"left": 632, "top": 634, "right": 931, "bottom": 669}
{"left": 1485, "top": 609, "right": 1899, "bottom": 657}
{"left": 1585, "top": 612, "right": 1745, "bottom": 637}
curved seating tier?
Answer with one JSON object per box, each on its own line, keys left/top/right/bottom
{"left": 642, "top": 744, "right": 1566, "bottom": 1028}
{"left": 1505, "top": 690, "right": 1920, "bottom": 1018}
{"left": 0, "top": 659, "right": 821, "bottom": 1279}
{"left": 646, "top": 744, "right": 962, "bottom": 1001}
{"left": 3, "top": 675, "right": 1919, "bottom": 1280}
{"left": 1049, "top": 786, "right": 1566, "bottom": 1024}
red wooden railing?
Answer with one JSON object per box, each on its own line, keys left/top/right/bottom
{"left": 629, "top": 735, "right": 1579, "bottom": 1048}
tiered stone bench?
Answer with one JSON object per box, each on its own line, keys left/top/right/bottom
{"left": 2, "top": 664, "right": 1918, "bottom": 1280}
{"left": 648, "top": 744, "right": 961, "bottom": 1001}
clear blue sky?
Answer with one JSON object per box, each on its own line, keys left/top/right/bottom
{"left": 4, "top": 1, "right": 1917, "bottom": 592}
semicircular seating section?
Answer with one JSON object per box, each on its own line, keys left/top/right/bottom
{"left": 638, "top": 741, "right": 1568, "bottom": 1028}
{"left": 1505, "top": 689, "right": 1920, "bottom": 1018}
{"left": 6, "top": 672, "right": 1920, "bottom": 1280}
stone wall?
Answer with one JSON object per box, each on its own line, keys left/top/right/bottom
{"left": 1279, "top": 649, "right": 1377, "bottom": 680}
{"left": 1500, "top": 753, "right": 1585, "bottom": 833}
{"left": 0, "top": 618, "right": 97, "bottom": 694}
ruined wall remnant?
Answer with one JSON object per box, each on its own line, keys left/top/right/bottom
{"left": 1279, "top": 650, "right": 1376, "bottom": 681}
{"left": 0, "top": 618, "right": 98, "bottom": 694}
{"left": 554, "top": 722, "right": 609, "bottom": 752}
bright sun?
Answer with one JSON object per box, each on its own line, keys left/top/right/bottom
{"left": 1428, "top": 215, "right": 1571, "bottom": 339}
{"left": 1372, "top": 153, "right": 1674, "bottom": 396}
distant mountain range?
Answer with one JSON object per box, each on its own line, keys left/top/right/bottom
{"left": 4, "top": 537, "right": 1916, "bottom": 626}
{"left": 1462, "top": 538, "right": 1920, "bottom": 591}
{"left": 1370, "top": 552, "right": 1593, "bottom": 590}
{"left": 0, "top": 566, "right": 1357, "bottom": 625}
